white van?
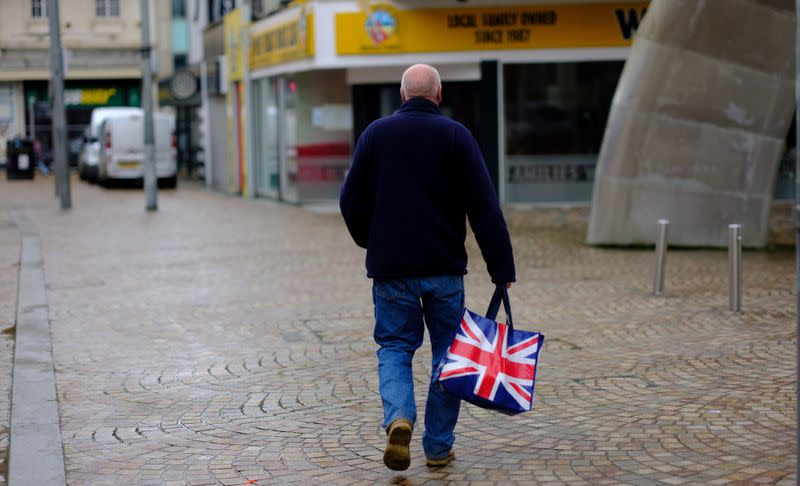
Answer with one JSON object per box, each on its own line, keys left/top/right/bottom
{"left": 78, "top": 107, "right": 143, "bottom": 182}
{"left": 97, "top": 112, "right": 177, "bottom": 188}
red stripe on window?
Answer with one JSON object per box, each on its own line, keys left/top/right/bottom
{"left": 295, "top": 142, "right": 351, "bottom": 158}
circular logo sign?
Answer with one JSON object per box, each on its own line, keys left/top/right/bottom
{"left": 365, "top": 9, "right": 396, "bottom": 46}
{"left": 169, "top": 70, "right": 198, "bottom": 100}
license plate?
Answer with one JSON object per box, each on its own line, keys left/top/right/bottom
{"left": 117, "top": 161, "right": 139, "bottom": 169}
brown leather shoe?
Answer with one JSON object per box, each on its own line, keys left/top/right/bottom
{"left": 383, "top": 419, "right": 413, "bottom": 471}
{"left": 425, "top": 449, "right": 455, "bottom": 467}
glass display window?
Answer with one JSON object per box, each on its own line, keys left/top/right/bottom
{"left": 504, "top": 61, "right": 623, "bottom": 203}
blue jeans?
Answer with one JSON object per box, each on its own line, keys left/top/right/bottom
{"left": 372, "top": 275, "right": 464, "bottom": 460}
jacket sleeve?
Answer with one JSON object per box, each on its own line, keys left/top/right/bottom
{"left": 458, "top": 126, "right": 516, "bottom": 284}
{"left": 339, "top": 127, "right": 373, "bottom": 249}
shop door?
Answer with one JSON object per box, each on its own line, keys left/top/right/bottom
{"left": 279, "top": 77, "right": 299, "bottom": 203}
{"left": 351, "top": 81, "right": 481, "bottom": 145}
{"left": 254, "top": 78, "right": 281, "bottom": 198}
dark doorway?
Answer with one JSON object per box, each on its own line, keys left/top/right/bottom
{"left": 351, "top": 81, "right": 481, "bottom": 145}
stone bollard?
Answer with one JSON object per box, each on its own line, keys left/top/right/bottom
{"left": 728, "top": 224, "right": 742, "bottom": 312}
{"left": 653, "top": 219, "right": 669, "bottom": 296}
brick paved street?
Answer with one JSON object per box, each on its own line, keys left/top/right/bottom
{"left": 0, "top": 175, "right": 796, "bottom": 485}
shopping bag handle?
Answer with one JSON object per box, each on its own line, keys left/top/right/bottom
{"left": 485, "top": 285, "right": 514, "bottom": 329}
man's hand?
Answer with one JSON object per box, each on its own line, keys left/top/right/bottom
{"left": 505, "top": 282, "right": 512, "bottom": 289}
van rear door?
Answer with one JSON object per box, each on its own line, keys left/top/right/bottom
{"left": 111, "top": 114, "right": 144, "bottom": 152}
{"left": 110, "top": 114, "right": 144, "bottom": 170}
{"left": 153, "top": 114, "right": 174, "bottom": 155}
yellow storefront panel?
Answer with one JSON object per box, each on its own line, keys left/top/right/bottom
{"left": 224, "top": 8, "right": 246, "bottom": 81}
{"left": 336, "top": 2, "right": 649, "bottom": 55}
{"left": 250, "top": 12, "right": 315, "bottom": 69}
{"left": 224, "top": 8, "right": 249, "bottom": 194}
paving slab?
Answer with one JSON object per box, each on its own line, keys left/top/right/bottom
{"left": 0, "top": 174, "right": 795, "bottom": 485}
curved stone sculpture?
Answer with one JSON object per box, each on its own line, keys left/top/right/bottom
{"left": 587, "top": 0, "right": 795, "bottom": 247}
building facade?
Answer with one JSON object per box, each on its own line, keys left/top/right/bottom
{"left": 205, "top": 0, "right": 794, "bottom": 208}
{"left": 0, "top": 0, "right": 173, "bottom": 163}
{"left": 224, "top": 0, "right": 648, "bottom": 204}
{"left": 194, "top": 0, "right": 245, "bottom": 192}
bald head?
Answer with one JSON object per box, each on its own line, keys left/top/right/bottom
{"left": 400, "top": 64, "right": 442, "bottom": 105}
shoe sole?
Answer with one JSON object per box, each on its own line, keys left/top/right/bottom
{"left": 383, "top": 424, "right": 412, "bottom": 471}
{"left": 425, "top": 451, "right": 455, "bottom": 467}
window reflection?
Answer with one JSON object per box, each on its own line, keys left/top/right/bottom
{"left": 504, "top": 61, "right": 623, "bottom": 203}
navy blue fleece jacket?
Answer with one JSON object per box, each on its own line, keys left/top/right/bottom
{"left": 339, "top": 98, "right": 515, "bottom": 284}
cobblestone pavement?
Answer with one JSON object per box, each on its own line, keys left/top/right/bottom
{"left": 0, "top": 175, "right": 796, "bottom": 485}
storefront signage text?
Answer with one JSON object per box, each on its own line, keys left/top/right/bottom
{"left": 250, "top": 13, "right": 314, "bottom": 69}
{"left": 336, "top": 2, "right": 649, "bottom": 55}
{"left": 64, "top": 88, "right": 118, "bottom": 106}
{"left": 509, "top": 163, "right": 595, "bottom": 184}
{"left": 446, "top": 11, "right": 557, "bottom": 45}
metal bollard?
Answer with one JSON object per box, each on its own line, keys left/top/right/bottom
{"left": 653, "top": 219, "right": 669, "bottom": 295}
{"left": 728, "top": 224, "right": 742, "bottom": 312}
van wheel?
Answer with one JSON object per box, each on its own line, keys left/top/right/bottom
{"left": 159, "top": 176, "right": 177, "bottom": 189}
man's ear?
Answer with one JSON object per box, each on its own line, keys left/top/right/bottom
{"left": 400, "top": 89, "right": 406, "bottom": 103}
{"left": 435, "top": 86, "right": 442, "bottom": 105}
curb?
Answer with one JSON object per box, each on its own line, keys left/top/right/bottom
{"left": 7, "top": 210, "right": 66, "bottom": 486}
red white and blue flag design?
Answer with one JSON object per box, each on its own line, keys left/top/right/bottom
{"left": 433, "top": 309, "right": 544, "bottom": 414}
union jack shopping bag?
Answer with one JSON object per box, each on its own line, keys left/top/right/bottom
{"left": 432, "top": 286, "right": 544, "bottom": 414}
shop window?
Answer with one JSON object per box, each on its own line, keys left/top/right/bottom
{"left": 96, "top": 0, "right": 120, "bottom": 17}
{"left": 253, "top": 77, "right": 281, "bottom": 198}
{"left": 265, "top": 71, "right": 353, "bottom": 203}
{"left": 31, "top": 0, "right": 47, "bottom": 17}
{"left": 504, "top": 61, "right": 623, "bottom": 203}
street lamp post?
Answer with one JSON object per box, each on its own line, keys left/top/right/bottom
{"left": 47, "top": 0, "right": 70, "bottom": 209}
{"left": 140, "top": 0, "right": 157, "bottom": 211}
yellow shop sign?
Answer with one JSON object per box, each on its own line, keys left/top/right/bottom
{"left": 250, "top": 12, "right": 315, "bottom": 69}
{"left": 224, "top": 7, "right": 247, "bottom": 81}
{"left": 336, "top": 2, "right": 649, "bottom": 55}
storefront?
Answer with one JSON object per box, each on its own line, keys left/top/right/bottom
{"left": 244, "top": 0, "right": 651, "bottom": 204}
{"left": 335, "top": 1, "right": 649, "bottom": 204}
{"left": 249, "top": 5, "right": 355, "bottom": 204}
{"left": 22, "top": 79, "right": 140, "bottom": 165}
{"left": 251, "top": 71, "right": 352, "bottom": 203}
{"left": 236, "top": 0, "right": 793, "bottom": 205}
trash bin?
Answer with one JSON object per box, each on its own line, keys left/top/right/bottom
{"left": 5, "top": 138, "right": 35, "bottom": 180}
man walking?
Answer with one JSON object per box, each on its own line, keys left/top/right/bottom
{"left": 339, "top": 64, "right": 516, "bottom": 471}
